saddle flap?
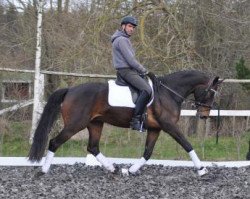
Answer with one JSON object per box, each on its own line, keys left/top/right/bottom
{"left": 108, "top": 79, "right": 154, "bottom": 108}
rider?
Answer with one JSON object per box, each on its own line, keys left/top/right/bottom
{"left": 111, "top": 16, "right": 152, "bottom": 132}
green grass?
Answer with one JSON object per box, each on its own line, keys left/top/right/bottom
{"left": 1, "top": 121, "right": 249, "bottom": 161}
{"left": 0, "top": 121, "right": 31, "bottom": 156}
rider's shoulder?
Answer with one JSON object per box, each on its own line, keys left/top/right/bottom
{"left": 118, "top": 35, "right": 128, "bottom": 40}
{"left": 116, "top": 36, "right": 129, "bottom": 44}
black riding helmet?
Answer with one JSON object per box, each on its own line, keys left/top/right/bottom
{"left": 121, "top": 16, "right": 138, "bottom": 26}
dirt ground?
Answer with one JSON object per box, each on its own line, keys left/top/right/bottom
{"left": 0, "top": 164, "right": 249, "bottom": 199}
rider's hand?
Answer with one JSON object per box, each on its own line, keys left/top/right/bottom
{"left": 140, "top": 70, "right": 149, "bottom": 78}
{"left": 143, "top": 71, "right": 149, "bottom": 76}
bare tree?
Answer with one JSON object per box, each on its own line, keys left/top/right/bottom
{"left": 57, "top": 0, "right": 62, "bottom": 13}
{"left": 64, "top": 0, "right": 70, "bottom": 13}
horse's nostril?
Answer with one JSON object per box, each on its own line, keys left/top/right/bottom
{"left": 200, "top": 115, "right": 208, "bottom": 119}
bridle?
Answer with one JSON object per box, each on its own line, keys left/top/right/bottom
{"left": 159, "top": 80, "right": 218, "bottom": 109}
{"left": 159, "top": 77, "right": 221, "bottom": 143}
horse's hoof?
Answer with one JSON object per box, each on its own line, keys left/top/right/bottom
{"left": 128, "top": 170, "right": 141, "bottom": 176}
{"left": 42, "top": 165, "right": 50, "bottom": 174}
{"left": 112, "top": 165, "right": 120, "bottom": 175}
{"left": 198, "top": 167, "right": 208, "bottom": 176}
{"left": 121, "top": 168, "right": 129, "bottom": 176}
{"left": 34, "top": 171, "right": 45, "bottom": 178}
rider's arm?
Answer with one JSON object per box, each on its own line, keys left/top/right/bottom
{"left": 118, "top": 38, "right": 147, "bottom": 74}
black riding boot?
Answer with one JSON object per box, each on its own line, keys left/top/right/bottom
{"left": 130, "top": 91, "right": 150, "bottom": 132}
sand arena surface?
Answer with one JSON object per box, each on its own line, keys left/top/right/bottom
{"left": 0, "top": 164, "right": 249, "bottom": 199}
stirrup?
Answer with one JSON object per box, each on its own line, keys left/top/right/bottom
{"left": 139, "top": 122, "right": 146, "bottom": 132}
{"left": 131, "top": 124, "right": 146, "bottom": 132}
{"left": 130, "top": 118, "right": 146, "bottom": 132}
{"left": 130, "top": 123, "right": 146, "bottom": 132}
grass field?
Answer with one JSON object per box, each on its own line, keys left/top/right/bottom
{"left": 0, "top": 121, "right": 249, "bottom": 161}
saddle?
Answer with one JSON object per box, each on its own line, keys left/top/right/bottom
{"left": 115, "top": 73, "right": 140, "bottom": 104}
{"left": 108, "top": 75, "right": 154, "bottom": 108}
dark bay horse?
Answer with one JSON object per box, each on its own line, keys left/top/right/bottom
{"left": 28, "top": 70, "right": 223, "bottom": 176}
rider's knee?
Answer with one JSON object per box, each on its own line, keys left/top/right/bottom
{"left": 142, "top": 88, "right": 152, "bottom": 98}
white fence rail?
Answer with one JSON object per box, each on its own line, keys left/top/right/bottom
{"left": 1, "top": 67, "right": 250, "bottom": 82}
{"left": 0, "top": 155, "right": 250, "bottom": 167}
{"left": 0, "top": 100, "right": 33, "bottom": 116}
{"left": 181, "top": 110, "right": 250, "bottom": 116}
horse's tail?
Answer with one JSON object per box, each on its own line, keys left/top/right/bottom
{"left": 28, "top": 88, "right": 68, "bottom": 162}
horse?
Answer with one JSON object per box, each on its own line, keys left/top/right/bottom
{"left": 28, "top": 70, "right": 223, "bottom": 176}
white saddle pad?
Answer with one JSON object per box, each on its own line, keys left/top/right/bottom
{"left": 108, "top": 79, "right": 154, "bottom": 108}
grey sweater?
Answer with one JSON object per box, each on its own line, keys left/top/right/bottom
{"left": 111, "top": 30, "right": 147, "bottom": 74}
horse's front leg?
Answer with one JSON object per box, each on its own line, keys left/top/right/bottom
{"left": 129, "top": 129, "right": 160, "bottom": 174}
{"left": 159, "top": 120, "right": 208, "bottom": 176}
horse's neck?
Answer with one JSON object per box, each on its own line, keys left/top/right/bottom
{"left": 177, "top": 76, "right": 207, "bottom": 97}
{"left": 158, "top": 73, "right": 208, "bottom": 103}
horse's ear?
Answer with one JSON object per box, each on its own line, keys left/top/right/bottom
{"left": 212, "top": 76, "right": 219, "bottom": 84}
{"left": 218, "top": 79, "right": 224, "bottom": 85}
{"left": 212, "top": 76, "right": 224, "bottom": 86}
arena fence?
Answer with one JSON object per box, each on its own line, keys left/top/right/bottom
{"left": 0, "top": 155, "right": 250, "bottom": 167}
{"left": 0, "top": 68, "right": 249, "bottom": 165}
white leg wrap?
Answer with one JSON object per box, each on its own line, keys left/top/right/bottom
{"left": 96, "top": 153, "right": 115, "bottom": 172}
{"left": 189, "top": 150, "right": 202, "bottom": 169}
{"left": 129, "top": 157, "right": 147, "bottom": 173}
{"left": 189, "top": 150, "right": 208, "bottom": 176}
{"left": 42, "top": 151, "right": 54, "bottom": 173}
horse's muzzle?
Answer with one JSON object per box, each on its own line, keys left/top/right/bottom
{"left": 199, "top": 115, "right": 208, "bottom": 120}
{"left": 196, "top": 110, "right": 210, "bottom": 119}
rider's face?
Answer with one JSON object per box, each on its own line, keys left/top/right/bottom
{"left": 122, "top": 23, "right": 136, "bottom": 36}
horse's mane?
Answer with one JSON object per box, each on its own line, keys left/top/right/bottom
{"left": 148, "top": 70, "right": 209, "bottom": 93}
{"left": 158, "top": 70, "right": 208, "bottom": 84}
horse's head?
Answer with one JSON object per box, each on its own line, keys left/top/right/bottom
{"left": 194, "top": 76, "right": 223, "bottom": 119}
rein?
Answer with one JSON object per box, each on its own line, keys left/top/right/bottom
{"left": 159, "top": 80, "right": 221, "bottom": 143}
{"left": 159, "top": 81, "right": 213, "bottom": 108}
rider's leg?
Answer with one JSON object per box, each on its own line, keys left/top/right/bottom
{"left": 117, "top": 69, "right": 152, "bottom": 131}
{"left": 130, "top": 90, "right": 150, "bottom": 131}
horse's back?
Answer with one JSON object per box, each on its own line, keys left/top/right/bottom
{"left": 67, "top": 82, "right": 108, "bottom": 97}
{"left": 62, "top": 82, "right": 108, "bottom": 109}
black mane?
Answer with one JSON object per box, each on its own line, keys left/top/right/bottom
{"left": 158, "top": 70, "right": 209, "bottom": 85}
{"left": 150, "top": 70, "right": 211, "bottom": 103}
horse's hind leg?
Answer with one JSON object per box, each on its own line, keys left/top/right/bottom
{"left": 87, "top": 121, "right": 115, "bottom": 172}
{"left": 41, "top": 126, "right": 82, "bottom": 173}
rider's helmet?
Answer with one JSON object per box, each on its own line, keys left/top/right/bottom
{"left": 121, "top": 16, "right": 138, "bottom": 26}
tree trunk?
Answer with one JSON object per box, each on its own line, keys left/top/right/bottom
{"left": 64, "top": 0, "right": 70, "bottom": 13}
{"left": 57, "top": 0, "right": 62, "bottom": 14}
{"left": 50, "top": 0, "right": 53, "bottom": 10}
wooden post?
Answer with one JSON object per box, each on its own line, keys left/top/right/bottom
{"left": 29, "top": 0, "right": 44, "bottom": 144}
{"left": 232, "top": 116, "right": 236, "bottom": 137}
{"left": 205, "top": 118, "right": 211, "bottom": 137}
{"left": 246, "top": 116, "right": 249, "bottom": 130}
